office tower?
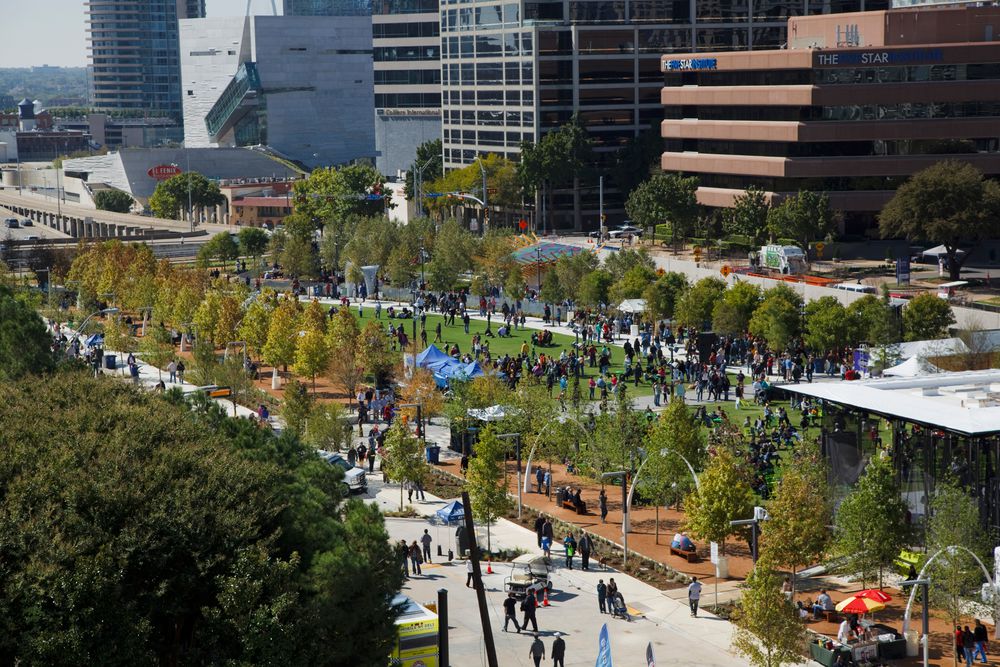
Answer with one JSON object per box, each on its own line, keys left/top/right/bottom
{"left": 85, "top": 0, "right": 206, "bottom": 121}
{"left": 283, "top": 0, "right": 372, "bottom": 15}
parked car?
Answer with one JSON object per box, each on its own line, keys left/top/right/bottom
{"left": 20, "top": 218, "right": 32, "bottom": 226}
{"left": 4, "top": 218, "right": 19, "bottom": 228}
{"left": 608, "top": 224, "right": 642, "bottom": 239}
{"left": 316, "top": 450, "right": 368, "bottom": 496}
{"left": 24, "top": 235, "right": 40, "bottom": 241}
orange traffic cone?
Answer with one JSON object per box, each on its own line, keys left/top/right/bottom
{"left": 486, "top": 558, "right": 494, "bottom": 575}
{"left": 542, "top": 589, "right": 550, "bottom": 607}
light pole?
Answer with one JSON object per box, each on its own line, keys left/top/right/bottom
{"left": 901, "top": 578, "right": 930, "bottom": 667}
{"left": 625, "top": 448, "right": 701, "bottom": 533}
{"left": 601, "top": 470, "right": 630, "bottom": 566}
{"left": 474, "top": 156, "right": 488, "bottom": 216}
{"left": 415, "top": 155, "right": 439, "bottom": 218}
{"left": 497, "top": 433, "right": 522, "bottom": 518}
{"left": 730, "top": 506, "right": 769, "bottom": 564}
{"left": 70, "top": 307, "right": 119, "bottom": 348}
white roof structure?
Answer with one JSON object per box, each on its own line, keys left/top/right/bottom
{"left": 882, "top": 356, "right": 942, "bottom": 377}
{"left": 618, "top": 298, "right": 647, "bottom": 314}
{"left": 783, "top": 370, "right": 1000, "bottom": 435}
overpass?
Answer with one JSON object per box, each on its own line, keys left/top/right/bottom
{"left": 0, "top": 191, "right": 211, "bottom": 239}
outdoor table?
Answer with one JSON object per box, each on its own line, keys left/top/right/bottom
{"left": 809, "top": 639, "right": 851, "bottom": 666}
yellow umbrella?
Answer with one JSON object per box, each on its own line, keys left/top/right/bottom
{"left": 835, "top": 595, "right": 886, "bottom": 615}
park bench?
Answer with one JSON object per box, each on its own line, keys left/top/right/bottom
{"left": 669, "top": 545, "right": 699, "bottom": 563}
{"left": 560, "top": 498, "right": 587, "bottom": 515}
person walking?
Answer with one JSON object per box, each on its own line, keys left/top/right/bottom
{"left": 963, "top": 626, "right": 975, "bottom": 667}
{"left": 167, "top": 359, "right": 177, "bottom": 383}
{"left": 521, "top": 592, "right": 539, "bottom": 633}
{"left": 420, "top": 529, "right": 433, "bottom": 564}
{"left": 502, "top": 593, "right": 521, "bottom": 633}
{"left": 563, "top": 533, "right": 577, "bottom": 570}
{"left": 578, "top": 533, "right": 593, "bottom": 571}
{"left": 541, "top": 519, "right": 554, "bottom": 558}
{"left": 688, "top": 576, "right": 703, "bottom": 617}
{"left": 369, "top": 446, "right": 377, "bottom": 473}
{"left": 409, "top": 541, "right": 422, "bottom": 576}
{"left": 534, "top": 515, "right": 545, "bottom": 548}
{"left": 528, "top": 635, "right": 546, "bottom": 667}
{"left": 973, "top": 619, "right": 989, "bottom": 663}
{"left": 466, "top": 558, "right": 475, "bottom": 588}
{"left": 552, "top": 633, "right": 566, "bottom": 667}
{"left": 399, "top": 540, "right": 410, "bottom": 579}
{"left": 535, "top": 466, "right": 545, "bottom": 493}
{"left": 176, "top": 360, "right": 185, "bottom": 383}
{"left": 599, "top": 489, "right": 608, "bottom": 523}
{"left": 597, "top": 579, "right": 608, "bottom": 614}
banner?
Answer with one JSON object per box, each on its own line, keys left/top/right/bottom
{"left": 595, "top": 623, "right": 613, "bottom": 667}
{"left": 645, "top": 642, "right": 656, "bottom": 667}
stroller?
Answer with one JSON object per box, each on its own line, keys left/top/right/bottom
{"left": 609, "top": 592, "right": 631, "bottom": 621}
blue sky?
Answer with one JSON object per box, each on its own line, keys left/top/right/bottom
{"left": 0, "top": 0, "right": 282, "bottom": 68}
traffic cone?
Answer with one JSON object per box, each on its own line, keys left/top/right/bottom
{"left": 542, "top": 589, "right": 550, "bottom": 607}
{"left": 486, "top": 558, "right": 494, "bottom": 575}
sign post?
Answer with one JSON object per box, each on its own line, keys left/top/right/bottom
{"left": 710, "top": 542, "right": 720, "bottom": 608}
{"left": 896, "top": 256, "right": 911, "bottom": 285}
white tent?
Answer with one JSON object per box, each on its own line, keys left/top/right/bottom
{"left": 618, "top": 298, "right": 647, "bottom": 314}
{"left": 882, "top": 356, "right": 942, "bottom": 377}
{"left": 921, "top": 245, "right": 966, "bottom": 258}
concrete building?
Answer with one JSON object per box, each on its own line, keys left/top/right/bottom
{"left": 56, "top": 114, "right": 183, "bottom": 149}
{"left": 85, "top": 0, "right": 207, "bottom": 121}
{"left": 179, "top": 15, "right": 376, "bottom": 169}
{"left": 660, "top": 4, "right": 1000, "bottom": 235}
{"left": 220, "top": 178, "right": 297, "bottom": 227}
{"left": 440, "top": 0, "right": 886, "bottom": 231}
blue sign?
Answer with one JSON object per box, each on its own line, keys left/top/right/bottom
{"left": 595, "top": 624, "right": 613, "bottom": 667}
{"left": 664, "top": 58, "right": 717, "bottom": 71}
{"left": 896, "top": 256, "right": 911, "bottom": 285}
{"left": 646, "top": 642, "right": 656, "bottom": 667}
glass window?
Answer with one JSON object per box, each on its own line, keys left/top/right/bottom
{"left": 569, "top": 1, "right": 625, "bottom": 22}
{"left": 504, "top": 33, "right": 519, "bottom": 56}
{"left": 476, "top": 4, "right": 502, "bottom": 26}
{"left": 505, "top": 62, "right": 520, "bottom": 84}
{"left": 477, "top": 62, "right": 502, "bottom": 83}
{"left": 478, "top": 90, "right": 504, "bottom": 105}
{"left": 506, "top": 90, "right": 521, "bottom": 105}
{"left": 460, "top": 35, "right": 474, "bottom": 56}
{"left": 503, "top": 2, "right": 519, "bottom": 24}
{"left": 476, "top": 35, "right": 502, "bottom": 56}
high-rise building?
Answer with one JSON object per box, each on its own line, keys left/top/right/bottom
{"left": 441, "top": 0, "right": 887, "bottom": 230}
{"left": 180, "top": 15, "right": 376, "bottom": 168}
{"left": 283, "top": 0, "right": 372, "bottom": 15}
{"left": 85, "top": 0, "right": 206, "bottom": 121}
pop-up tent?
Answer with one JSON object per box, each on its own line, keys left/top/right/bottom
{"left": 416, "top": 344, "right": 453, "bottom": 369}
{"left": 434, "top": 500, "right": 465, "bottom": 525}
{"left": 84, "top": 333, "right": 104, "bottom": 348}
{"left": 417, "top": 345, "right": 485, "bottom": 387}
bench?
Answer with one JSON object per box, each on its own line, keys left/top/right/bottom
{"left": 819, "top": 610, "right": 838, "bottom": 623}
{"left": 560, "top": 499, "right": 587, "bottom": 515}
{"left": 895, "top": 549, "right": 923, "bottom": 576}
{"left": 670, "top": 546, "right": 699, "bottom": 563}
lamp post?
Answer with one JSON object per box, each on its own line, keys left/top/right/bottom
{"left": 601, "top": 470, "right": 630, "bottom": 566}
{"left": 70, "top": 307, "right": 119, "bottom": 348}
{"left": 474, "top": 156, "right": 488, "bottom": 220}
{"left": 730, "top": 506, "right": 769, "bottom": 564}
{"left": 497, "top": 433, "right": 522, "bottom": 518}
{"left": 415, "top": 155, "right": 439, "bottom": 218}
{"left": 625, "top": 448, "right": 700, "bottom": 534}
{"left": 901, "top": 578, "right": 930, "bottom": 667}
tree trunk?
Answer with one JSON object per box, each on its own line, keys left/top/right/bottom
{"left": 655, "top": 505, "right": 659, "bottom": 544}
{"left": 947, "top": 247, "right": 964, "bottom": 282}
{"left": 791, "top": 564, "right": 796, "bottom": 596}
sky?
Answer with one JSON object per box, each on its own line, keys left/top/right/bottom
{"left": 0, "top": 0, "right": 283, "bottom": 69}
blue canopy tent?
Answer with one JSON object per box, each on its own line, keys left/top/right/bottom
{"left": 434, "top": 500, "right": 465, "bottom": 525}
{"left": 84, "top": 334, "right": 104, "bottom": 348}
{"left": 417, "top": 345, "right": 485, "bottom": 387}
{"left": 416, "top": 344, "right": 452, "bottom": 368}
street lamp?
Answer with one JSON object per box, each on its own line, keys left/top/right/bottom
{"left": 474, "top": 156, "right": 488, "bottom": 229}
{"left": 601, "top": 470, "right": 630, "bottom": 567}
{"left": 414, "top": 155, "right": 439, "bottom": 218}
{"left": 901, "top": 578, "right": 930, "bottom": 667}
{"left": 624, "top": 448, "right": 701, "bottom": 534}
{"left": 497, "top": 433, "right": 522, "bottom": 519}
{"left": 730, "top": 506, "right": 769, "bottom": 564}
{"left": 70, "top": 307, "right": 119, "bottom": 348}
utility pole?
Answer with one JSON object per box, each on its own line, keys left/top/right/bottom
{"left": 437, "top": 588, "right": 450, "bottom": 667}
{"left": 461, "top": 491, "right": 498, "bottom": 667}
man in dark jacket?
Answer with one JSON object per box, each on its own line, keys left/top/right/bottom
{"left": 578, "top": 533, "right": 593, "bottom": 571}
{"left": 973, "top": 618, "right": 989, "bottom": 663}
{"left": 534, "top": 515, "right": 545, "bottom": 548}
{"left": 521, "top": 592, "right": 539, "bottom": 632}
{"left": 502, "top": 593, "right": 521, "bottom": 633}
{"left": 552, "top": 633, "right": 566, "bottom": 667}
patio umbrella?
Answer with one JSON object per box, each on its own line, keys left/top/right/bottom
{"left": 856, "top": 589, "right": 892, "bottom": 603}
{"left": 836, "top": 595, "right": 887, "bottom": 615}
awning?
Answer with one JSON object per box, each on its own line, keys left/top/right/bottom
{"left": 618, "top": 298, "right": 647, "bottom": 314}
{"left": 921, "top": 245, "right": 966, "bottom": 257}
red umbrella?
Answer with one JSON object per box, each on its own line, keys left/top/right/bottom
{"left": 856, "top": 589, "right": 892, "bottom": 603}
{"left": 836, "top": 596, "right": 886, "bottom": 615}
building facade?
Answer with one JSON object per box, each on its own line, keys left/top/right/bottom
{"left": 85, "top": 0, "right": 206, "bottom": 121}
{"left": 660, "top": 5, "right": 1000, "bottom": 234}
{"left": 180, "top": 15, "right": 376, "bottom": 169}
{"left": 441, "top": 0, "right": 885, "bottom": 230}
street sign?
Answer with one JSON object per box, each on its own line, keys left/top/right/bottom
{"left": 896, "top": 256, "right": 911, "bottom": 285}
{"left": 519, "top": 219, "right": 528, "bottom": 231}
{"left": 720, "top": 265, "right": 731, "bottom": 277}
{"left": 710, "top": 541, "right": 719, "bottom": 565}
{"left": 208, "top": 386, "right": 232, "bottom": 398}
{"left": 147, "top": 164, "right": 182, "bottom": 180}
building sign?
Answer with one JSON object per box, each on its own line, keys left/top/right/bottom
{"left": 836, "top": 23, "right": 861, "bottom": 47}
{"left": 663, "top": 58, "right": 718, "bottom": 71}
{"left": 816, "top": 48, "right": 944, "bottom": 67}
{"left": 147, "top": 164, "right": 182, "bottom": 180}
{"left": 896, "top": 256, "right": 911, "bottom": 285}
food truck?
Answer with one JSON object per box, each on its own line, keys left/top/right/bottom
{"left": 391, "top": 594, "right": 439, "bottom": 667}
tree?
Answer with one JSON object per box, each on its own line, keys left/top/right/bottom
{"left": 760, "top": 441, "right": 830, "bottom": 594}
{"left": 400, "top": 367, "right": 446, "bottom": 421}
{"left": 239, "top": 295, "right": 274, "bottom": 361}
{"left": 724, "top": 186, "right": 770, "bottom": 246}
{"left": 643, "top": 272, "right": 688, "bottom": 321}
{"left": 381, "top": 420, "right": 427, "bottom": 510}
{"left": 239, "top": 226, "right": 270, "bottom": 263}
{"left": 356, "top": 320, "right": 397, "bottom": 387}
{"left": 0, "top": 285, "right": 55, "bottom": 381}
{"left": 926, "top": 478, "right": 992, "bottom": 663}
{"left": 102, "top": 315, "right": 135, "bottom": 373}
{"left": 684, "top": 448, "right": 755, "bottom": 556}
{"left": 281, "top": 378, "right": 314, "bottom": 437}
{"left": 848, "top": 294, "right": 900, "bottom": 346}
{"left": 148, "top": 171, "right": 226, "bottom": 220}
{"left": 214, "top": 294, "right": 243, "bottom": 347}
{"left": 611, "top": 123, "right": 662, "bottom": 196}
{"left": 834, "top": 454, "right": 909, "bottom": 589}
{"left": 294, "top": 328, "right": 330, "bottom": 393}
{"left": 604, "top": 248, "right": 655, "bottom": 282}
{"left": 673, "top": 277, "right": 726, "bottom": 329}
{"left": 326, "top": 308, "right": 363, "bottom": 398}
{"left": 303, "top": 402, "right": 353, "bottom": 453}
{"left": 804, "top": 296, "right": 858, "bottom": 352}
{"left": 577, "top": 269, "right": 613, "bottom": 308}
{"left": 903, "top": 292, "right": 956, "bottom": 341}
{"left": 263, "top": 298, "right": 301, "bottom": 375}
{"left": 94, "top": 189, "right": 134, "bottom": 213}
{"left": 426, "top": 219, "right": 475, "bottom": 291}
{"left": 139, "top": 324, "right": 174, "bottom": 381}
{"left": 749, "top": 284, "right": 803, "bottom": 351}
{"left": 465, "top": 425, "right": 513, "bottom": 552}
{"left": 712, "top": 281, "right": 762, "bottom": 336}
{"left": 732, "top": 560, "right": 805, "bottom": 667}
{"left": 404, "top": 138, "right": 443, "bottom": 200}
{"left": 280, "top": 234, "right": 319, "bottom": 278}
{"left": 198, "top": 232, "right": 240, "bottom": 266}
{"left": 767, "top": 191, "right": 835, "bottom": 252}
{"left": 553, "top": 250, "right": 599, "bottom": 290}
{"left": 214, "top": 355, "right": 257, "bottom": 417}
{"left": 539, "top": 268, "right": 565, "bottom": 303}
{"left": 625, "top": 172, "right": 700, "bottom": 243}
{"left": 518, "top": 116, "right": 594, "bottom": 231}
{"left": 292, "top": 163, "right": 389, "bottom": 226}
{"left": 880, "top": 161, "right": 1000, "bottom": 281}
{"left": 609, "top": 264, "right": 657, "bottom": 304}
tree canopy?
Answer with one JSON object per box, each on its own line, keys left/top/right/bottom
{"left": 94, "top": 189, "right": 134, "bottom": 213}
{"left": 766, "top": 191, "right": 835, "bottom": 253}
{"left": 148, "top": 172, "right": 225, "bottom": 220}
{"left": 0, "top": 284, "right": 56, "bottom": 381}
{"left": 625, "top": 173, "right": 699, "bottom": 242}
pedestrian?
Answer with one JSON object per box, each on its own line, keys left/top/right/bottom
{"left": 347, "top": 447, "right": 357, "bottom": 467}
{"left": 176, "top": 359, "right": 185, "bottom": 382}
{"left": 534, "top": 515, "right": 545, "bottom": 548}
{"left": 963, "top": 626, "right": 975, "bottom": 667}
{"left": 369, "top": 446, "right": 377, "bottom": 473}
{"left": 597, "top": 579, "right": 608, "bottom": 614}
{"left": 399, "top": 540, "right": 410, "bottom": 579}
{"left": 421, "top": 529, "right": 433, "bottom": 563}
{"left": 543, "top": 469, "right": 552, "bottom": 496}
{"left": 578, "top": 533, "right": 592, "bottom": 570}
{"left": 502, "top": 593, "right": 521, "bottom": 633}
{"left": 563, "top": 533, "right": 576, "bottom": 570}
{"left": 535, "top": 466, "right": 544, "bottom": 493}
{"left": 973, "top": 618, "right": 989, "bottom": 663}
{"left": 599, "top": 489, "right": 608, "bottom": 523}
{"left": 167, "top": 359, "right": 177, "bottom": 383}
{"left": 521, "top": 594, "right": 539, "bottom": 633}
{"left": 409, "top": 540, "right": 422, "bottom": 576}
{"left": 528, "top": 634, "right": 545, "bottom": 667}
{"left": 466, "top": 558, "right": 474, "bottom": 588}
{"left": 541, "top": 519, "right": 554, "bottom": 557}
{"left": 552, "top": 632, "right": 566, "bottom": 667}
{"left": 688, "top": 576, "right": 703, "bottom": 617}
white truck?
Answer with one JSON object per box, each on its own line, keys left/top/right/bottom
{"left": 316, "top": 450, "right": 368, "bottom": 497}
{"left": 755, "top": 244, "right": 807, "bottom": 275}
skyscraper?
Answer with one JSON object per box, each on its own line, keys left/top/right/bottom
{"left": 283, "top": 0, "right": 372, "bottom": 15}
{"left": 86, "top": 0, "right": 206, "bottom": 121}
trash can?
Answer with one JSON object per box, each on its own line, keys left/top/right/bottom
{"left": 555, "top": 488, "right": 567, "bottom": 505}
{"left": 455, "top": 525, "right": 470, "bottom": 557}
{"left": 426, "top": 445, "right": 441, "bottom": 465}
{"left": 104, "top": 354, "right": 116, "bottom": 370}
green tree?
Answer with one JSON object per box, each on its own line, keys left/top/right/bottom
{"left": 193, "top": 290, "right": 223, "bottom": 346}
{"left": 684, "top": 448, "right": 755, "bottom": 556}
{"left": 880, "top": 161, "right": 1000, "bottom": 281}
{"left": 404, "top": 138, "right": 443, "bottom": 200}
{"left": 673, "top": 277, "right": 726, "bottom": 329}
{"left": 553, "top": 248, "right": 600, "bottom": 290}
{"left": 903, "top": 292, "right": 956, "bottom": 341}
{"left": 804, "top": 296, "right": 859, "bottom": 352}
{"left": 94, "top": 189, "right": 134, "bottom": 213}
{"left": 749, "top": 284, "right": 803, "bottom": 351}
{"left": 281, "top": 234, "right": 319, "bottom": 278}
{"left": 238, "top": 295, "right": 274, "bottom": 361}
{"left": 292, "top": 163, "right": 389, "bottom": 226}
{"left": 643, "top": 398, "right": 707, "bottom": 541}
{"left": 326, "top": 307, "right": 364, "bottom": 399}
{"left": 643, "top": 272, "right": 688, "bottom": 321}
{"left": 238, "top": 226, "right": 270, "bottom": 263}
{"left": 102, "top": 315, "right": 135, "bottom": 372}
{"left": 518, "top": 116, "right": 594, "bottom": 231}
{"left": 198, "top": 232, "right": 240, "bottom": 267}
{"left": 294, "top": 328, "right": 330, "bottom": 393}
{"left": 848, "top": 294, "right": 900, "bottom": 346}
{"left": 281, "top": 378, "right": 314, "bottom": 437}
{"left": 465, "top": 426, "right": 513, "bottom": 552}
{"left": 539, "top": 268, "right": 565, "bottom": 303}
{"left": 609, "top": 264, "right": 656, "bottom": 304}
{"left": 578, "top": 269, "right": 613, "bottom": 308}
{"left": 356, "top": 320, "right": 398, "bottom": 387}
{"left": 214, "top": 355, "right": 257, "bottom": 417}
{"left": 303, "top": 402, "right": 353, "bottom": 453}
{"left": 767, "top": 191, "right": 835, "bottom": 252}
{"left": 723, "top": 185, "right": 770, "bottom": 246}
{"left": 834, "top": 454, "right": 909, "bottom": 589}
{"left": 712, "top": 281, "right": 762, "bottom": 336}
{"left": 0, "top": 285, "right": 55, "bottom": 381}
{"left": 732, "top": 560, "right": 805, "bottom": 667}
{"left": 148, "top": 172, "right": 225, "bottom": 220}
{"left": 611, "top": 123, "right": 662, "bottom": 196}
{"left": 381, "top": 420, "right": 427, "bottom": 510}
{"left": 625, "top": 172, "right": 700, "bottom": 243}
{"left": 760, "top": 441, "right": 830, "bottom": 594}
{"left": 604, "top": 248, "right": 655, "bottom": 282}
{"left": 263, "top": 298, "right": 301, "bottom": 375}
{"left": 139, "top": 324, "right": 174, "bottom": 381}
{"left": 426, "top": 219, "right": 476, "bottom": 290}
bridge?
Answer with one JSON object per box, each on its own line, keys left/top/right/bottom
{"left": 0, "top": 191, "right": 211, "bottom": 239}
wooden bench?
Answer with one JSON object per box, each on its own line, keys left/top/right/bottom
{"left": 560, "top": 499, "right": 587, "bottom": 515}
{"left": 670, "top": 546, "right": 699, "bottom": 563}
{"left": 817, "top": 609, "right": 838, "bottom": 623}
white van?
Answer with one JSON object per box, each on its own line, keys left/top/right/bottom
{"left": 832, "top": 282, "right": 877, "bottom": 294}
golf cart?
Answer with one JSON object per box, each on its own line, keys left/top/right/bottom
{"left": 504, "top": 554, "right": 553, "bottom": 599}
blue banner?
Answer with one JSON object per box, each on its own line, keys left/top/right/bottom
{"left": 595, "top": 623, "right": 613, "bottom": 667}
{"left": 646, "top": 642, "right": 656, "bottom": 667}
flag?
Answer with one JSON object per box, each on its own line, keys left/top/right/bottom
{"left": 645, "top": 642, "right": 656, "bottom": 667}
{"left": 595, "top": 623, "right": 613, "bottom": 667}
